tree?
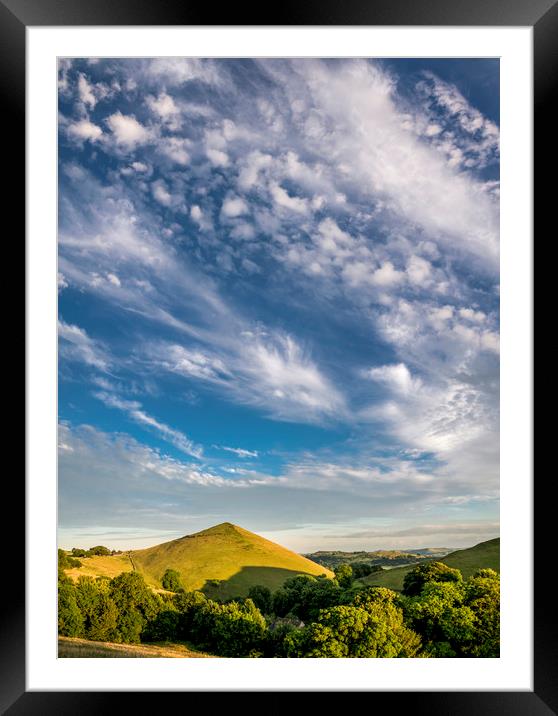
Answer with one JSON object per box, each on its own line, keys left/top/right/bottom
{"left": 402, "top": 561, "right": 462, "bottom": 597}
{"left": 88, "top": 545, "right": 111, "bottom": 556}
{"left": 109, "top": 571, "right": 162, "bottom": 643}
{"left": 285, "top": 601, "right": 422, "bottom": 658}
{"left": 272, "top": 574, "right": 342, "bottom": 621}
{"left": 173, "top": 590, "right": 208, "bottom": 639}
{"left": 248, "top": 585, "right": 272, "bottom": 614}
{"left": 404, "top": 580, "right": 477, "bottom": 657}
{"left": 191, "top": 597, "right": 267, "bottom": 657}
{"left": 462, "top": 569, "right": 500, "bottom": 657}
{"left": 334, "top": 564, "right": 354, "bottom": 589}
{"left": 58, "top": 581, "right": 84, "bottom": 637}
{"left": 144, "top": 610, "right": 181, "bottom": 642}
{"left": 161, "top": 568, "right": 183, "bottom": 592}
{"left": 75, "top": 576, "right": 118, "bottom": 642}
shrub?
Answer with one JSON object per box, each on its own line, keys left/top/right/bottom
{"left": 248, "top": 585, "right": 272, "bottom": 615}
{"left": 161, "top": 568, "right": 183, "bottom": 592}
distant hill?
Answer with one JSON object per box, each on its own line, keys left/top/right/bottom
{"left": 65, "top": 523, "right": 333, "bottom": 599}
{"left": 357, "top": 538, "right": 500, "bottom": 592}
{"left": 303, "top": 547, "right": 453, "bottom": 570}
{"left": 406, "top": 548, "right": 454, "bottom": 557}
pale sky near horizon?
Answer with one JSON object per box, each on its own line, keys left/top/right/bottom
{"left": 58, "top": 58, "right": 499, "bottom": 554}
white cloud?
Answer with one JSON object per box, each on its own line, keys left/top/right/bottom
{"left": 270, "top": 183, "right": 309, "bottom": 214}
{"left": 364, "top": 363, "right": 422, "bottom": 396}
{"left": 58, "top": 320, "right": 111, "bottom": 371}
{"left": 77, "top": 73, "right": 97, "bottom": 109}
{"left": 149, "top": 344, "right": 230, "bottom": 382}
{"left": 106, "top": 111, "right": 151, "bottom": 148}
{"left": 144, "top": 58, "right": 223, "bottom": 87}
{"left": 218, "top": 446, "right": 259, "bottom": 458}
{"left": 459, "top": 307, "right": 486, "bottom": 323}
{"left": 406, "top": 255, "right": 432, "bottom": 286}
{"left": 67, "top": 119, "right": 102, "bottom": 142}
{"left": 146, "top": 91, "right": 179, "bottom": 121}
{"left": 371, "top": 261, "right": 404, "bottom": 287}
{"left": 106, "top": 273, "right": 121, "bottom": 287}
{"left": 151, "top": 179, "right": 173, "bottom": 207}
{"left": 206, "top": 148, "right": 229, "bottom": 167}
{"left": 158, "top": 137, "right": 190, "bottom": 165}
{"left": 221, "top": 195, "right": 249, "bottom": 219}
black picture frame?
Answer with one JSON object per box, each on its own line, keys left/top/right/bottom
{"left": 9, "top": 1, "right": 546, "bottom": 712}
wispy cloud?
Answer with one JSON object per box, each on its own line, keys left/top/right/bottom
{"left": 58, "top": 320, "right": 111, "bottom": 371}
{"left": 94, "top": 392, "right": 203, "bottom": 459}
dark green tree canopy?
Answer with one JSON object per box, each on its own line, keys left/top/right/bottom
{"left": 161, "top": 568, "right": 183, "bottom": 592}
{"left": 402, "top": 561, "right": 463, "bottom": 596}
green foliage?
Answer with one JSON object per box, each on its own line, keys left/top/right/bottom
{"left": 71, "top": 548, "right": 87, "bottom": 558}
{"left": 88, "top": 545, "right": 112, "bottom": 557}
{"left": 191, "top": 597, "right": 267, "bottom": 657}
{"left": 404, "top": 568, "right": 500, "bottom": 657}
{"left": 263, "top": 616, "right": 302, "bottom": 657}
{"left": 334, "top": 564, "right": 353, "bottom": 589}
{"left": 75, "top": 577, "right": 118, "bottom": 642}
{"left": 161, "top": 568, "right": 183, "bottom": 592}
{"left": 143, "top": 610, "right": 181, "bottom": 642}
{"left": 58, "top": 581, "right": 84, "bottom": 637}
{"left": 402, "top": 561, "right": 462, "bottom": 597}
{"left": 173, "top": 590, "right": 208, "bottom": 639}
{"left": 58, "top": 548, "right": 82, "bottom": 570}
{"left": 272, "top": 574, "right": 342, "bottom": 621}
{"left": 56, "top": 540, "right": 499, "bottom": 659}
{"left": 109, "top": 571, "right": 162, "bottom": 643}
{"left": 285, "top": 600, "right": 422, "bottom": 658}
{"left": 248, "top": 585, "right": 273, "bottom": 614}
{"left": 351, "top": 562, "right": 383, "bottom": 579}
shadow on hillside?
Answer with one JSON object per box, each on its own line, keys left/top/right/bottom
{"left": 200, "top": 565, "right": 330, "bottom": 600}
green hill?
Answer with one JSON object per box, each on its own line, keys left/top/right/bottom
{"left": 358, "top": 538, "right": 500, "bottom": 592}
{"left": 61, "top": 522, "right": 328, "bottom": 599}
{"left": 65, "top": 523, "right": 333, "bottom": 598}
{"left": 130, "top": 522, "right": 333, "bottom": 597}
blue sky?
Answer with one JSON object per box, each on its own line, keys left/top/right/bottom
{"left": 58, "top": 58, "right": 500, "bottom": 553}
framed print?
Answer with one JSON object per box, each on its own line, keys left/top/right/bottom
{"left": 10, "top": 0, "right": 548, "bottom": 712}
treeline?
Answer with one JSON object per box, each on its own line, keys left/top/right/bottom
{"left": 58, "top": 561, "right": 499, "bottom": 658}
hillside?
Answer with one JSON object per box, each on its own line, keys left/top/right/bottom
{"left": 358, "top": 538, "right": 500, "bottom": 592}
{"left": 64, "top": 553, "right": 134, "bottom": 582}
{"left": 304, "top": 547, "right": 453, "bottom": 570}
{"left": 131, "top": 522, "right": 334, "bottom": 597}
{"left": 64, "top": 522, "right": 333, "bottom": 598}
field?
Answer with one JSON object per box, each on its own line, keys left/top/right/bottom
{"left": 58, "top": 637, "right": 213, "bottom": 658}
{"left": 358, "top": 538, "right": 500, "bottom": 592}
{"left": 64, "top": 553, "right": 134, "bottom": 582}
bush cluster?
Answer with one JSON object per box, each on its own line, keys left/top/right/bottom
{"left": 58, "top": 561, "right": 500, "bottom": 658}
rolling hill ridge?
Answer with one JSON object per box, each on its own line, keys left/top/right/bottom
{"left": 358, "top": 537, "right": 500, "bottom": 591}
{"left": 65, "top": 522, "right": 334, "bottom": 598}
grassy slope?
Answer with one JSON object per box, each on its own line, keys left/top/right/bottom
{"left": 65, "top": 553, "right": 134, "bottom": 582}
{"left": 58, "top": 637, "right": 213, "bottom": 658}
{"left": 357, "top": 538, "right": 500, "bottom": 592}
{"left": 131, "top": 522, "right": 334, "bottom": 597}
